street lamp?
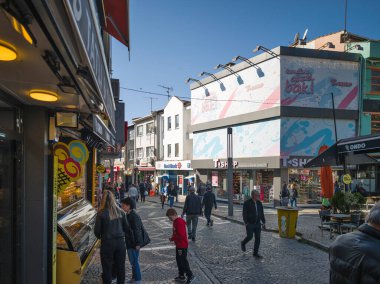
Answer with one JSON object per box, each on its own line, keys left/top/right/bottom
{"left": 214, "top": 63, "right": 244, "bottom": 85}
{"left": 232, "top": 55, "right": 265, "bottom": 78}
{"left": 318, "top": 42, "right": 335, "bottom": 50}
{"left": 345, "top": 44, "right": 363, "bottom": 52}
{"left": 185, "top": 78, "right": 210, "bottom": 96}
{"left": 253, "top": 45, "right": 279, "bottom": 59}
{"left": 198, "top": 71, "right": 226, "bottom": 91}
{"left": 227, "top": 127, "right": 233, "bottom": 217}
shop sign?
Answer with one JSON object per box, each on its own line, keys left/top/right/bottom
{"left": 93, "top": 115, "right": 116, "bottom": 147}
{"left": 96, "top": 164, "right": 106, "bottom": 173}
{"left": 213, "top": 159, "right": 238, "bottom": 168}
{"left": 65, "top": 0, "right": 115, "bottom": 128}
{"left": 281, "top": 156, "right": 312, "bottom": 168}
{"left": 156, "top": 160, "right": 192, "bottom": 170}
{"left": 285, "top": 68, "right": 314, "bottom": 95}
{"left": 343, "top": 174, "right": 352, "bottom": 185}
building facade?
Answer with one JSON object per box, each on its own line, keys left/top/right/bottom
{"left": 190, "top": 47, "right": 360, "bottom": 205}
{"left": 125, "top": 124, "right": 135, "bottom": 185}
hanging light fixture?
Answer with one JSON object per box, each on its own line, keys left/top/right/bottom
{"left": 29, "top": 90, "right": 58, "bottom": 102}
{"left": 0, "top": 43, "right": 17, "bottom": 61}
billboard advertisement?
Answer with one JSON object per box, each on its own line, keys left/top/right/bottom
{"left": 281, "top": 56, "right": 359, "bottom": 110}
{"left": 193, "top": 119, "right": 280, "bottom": 160}
{"left": 191, "top": 59, "right": 280, "bottom": 125}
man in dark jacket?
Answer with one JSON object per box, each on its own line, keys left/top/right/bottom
{"left": 182, "top": 186, "right": 202, "bottom": 241}
{"left": 241, "top": 190, "right": 266, "bottom": 258}
{"left": 329, "top": 203, "right": 380, "bottom": 283}
{"left": 139, "top": 182, "right": 146, "bottom": 202}
{"left": 202, "top": 185, "right": 217, "bottom": 226}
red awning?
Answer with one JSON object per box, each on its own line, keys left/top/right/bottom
{"left": 103, "top": 0, "right": 130, "bottom": 49}
{"left": 138, "top": 167, "right": 155, "bottom": 172}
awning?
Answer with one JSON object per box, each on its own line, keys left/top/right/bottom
{"left": 138, "top": 167, "right": 155, "bottom": 172}
{"left": 184, "top": 176, "right": 195, "bottom": 179}
{"left": 337, "top": 133, "right": 380, "bottom": 154}
{"left": 103, "top": 0, "right": 130, "bottom": 49}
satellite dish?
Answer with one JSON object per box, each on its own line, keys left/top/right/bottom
{"left": 302, "top": 28, "right": 308, "bottom": 41}
{"left": 293, "top": 32, "right": 300, "bottom": 45}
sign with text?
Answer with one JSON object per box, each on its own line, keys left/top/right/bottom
{"left": 156, "top": 160, "right": 192, "bottom": 170}
{"left": 213, "top": 159, "right": 238, "bottom": 168}
{"left": 93, "top": 115, "right": 116, "bottom": 147}
{"left": 281, "top": 156, "right": 313, "bottom": 168}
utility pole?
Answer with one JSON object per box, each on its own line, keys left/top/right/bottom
{"left": 158, "top": 85, "right": 173, "bottom": 101}
{"left": 144, "top": 97, "right": 158, "bottom": 112}
{"left": 227, "top": 127, "right": 233, "bottom": 216}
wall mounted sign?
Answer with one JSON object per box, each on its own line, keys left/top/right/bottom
{"left": 281, "top": 156, "right": 313, "bottom": 168}
{"left": 156, "top": 160, "right": 192, "bottom": 170}
{"left": 96, "top": 164, "right": 106, "bottom": 173}
{"left": 213, "top": 159, "right": 238, "bottom": 168}
{"left": 343, "top": 174, "right": 352, "bottom": 185}
{"left": 93, "top": 115, "right": 116, "bottom": 147}
{"left": 65, "top": 0, "right": 115, "bottom": 128}
{"left": 285, "top": 68, "right": 314, "bottom": 95}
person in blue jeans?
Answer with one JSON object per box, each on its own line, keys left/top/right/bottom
{"left": 290, "top": 184, "right": 298, "bottom": 207}
{"left": 168, "top": 182, "right": 175, "bottom": 208}
{"left": 121, "top": 197, "right": 143, "bottom": 284}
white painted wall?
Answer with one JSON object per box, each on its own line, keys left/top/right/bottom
{"left": 134, "top": 118, "right": 156, "bottom": 164}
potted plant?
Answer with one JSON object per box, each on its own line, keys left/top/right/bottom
{"left": 331, "top": 191, "right": 365, "bottom": 213}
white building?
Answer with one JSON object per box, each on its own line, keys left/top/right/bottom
{"left": 156, "top": 96, "right": 193, "bottom": 198}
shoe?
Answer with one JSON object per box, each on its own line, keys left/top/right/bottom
{"left": 186, "top": 275, "right": 196, "bottom": 284}
{"left": 210, "top": 220, "right": 214, "bottom": 226}
{"left": 241, "top": 241, "right": 246, "bottom": 252}
{"left": 253, "top": 253, "right": 263, "bottom": 258}
{"left": 174, "top": 275, "right": 186, "bottom": 282}
{"left": 191, "top": 237, "right": 196, "bottom": 242}
{"left": 206, "top": 222, "right": 210, "bottom": 226}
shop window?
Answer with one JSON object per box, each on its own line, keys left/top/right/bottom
{"left": 146, "top": 122, "right": 154, "bottom": 134}
{"left": 370, "top": 112, "right": 380, "bottom": 134}
{"left": 175, "top": 143, "right": 179, "bottom": 157}
{"left": 146, "top": 146, "right": 155, "bottom": 157}
{"left": 129, "top": 129, "right": 134, "bottom": 140}
{"left": 370, "top": 68, "right": 380, "bottom": 94}
{"left": 129, "top": 150, "right": 134, "bottom": 160}
{"left": 136, "top": 148, "right": 143, "bottom": 159}
{"left": 137, "top": 125, "right": 143, "bottom": 136}
{"left": 167, "top": 116, "right": 172, "bottom": 131}
{"left": 175, "top": 115, "right": 179, "bottom": 129}
{"left": 168, "top": 144, "right": 172, "bottom": 157}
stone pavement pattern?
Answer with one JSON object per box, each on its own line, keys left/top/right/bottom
{"left": 82, "top": 202, "right": 329, "bottom": 284}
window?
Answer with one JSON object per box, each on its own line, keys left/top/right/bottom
{"left": 146, "top": 146, "right": 155, "bottom": 157}
{"left": 146, "top": 122, "right": 154, "bottom": 134}
{"left": 175, "top": 115, "right": 179, "bottom": 129}
{"left": 128, "top": 150, "right": 134, "bottom": 160}
{"left": 175, "top": 143, "right": 179, "bottom": 157}
{"left": 370, "top": 68, "right": 380, "bottom": 94}
{"left": 167, "top": 144, "right": 172, "bottom": 157}
{"left": 136, "top": 148, "right": 143, "bottom": 159}
{"left": 129, "top": 129, "right": 134, "bottom": 140}
{"left": 167, "top": 116, "right": 172, "bottom": 130}
{"left": 137, "top": 125, "right": 143, "bottom": 136}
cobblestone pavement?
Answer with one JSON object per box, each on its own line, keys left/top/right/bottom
{"left": 82, "top": 202, "right": 329, "bottom": 284}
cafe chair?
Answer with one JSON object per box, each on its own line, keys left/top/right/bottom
{"left": 319, "top": 210, "right": 339, "bottom": 239}
{"left": 340, "top": 212, "right": 361, "bottom": 233}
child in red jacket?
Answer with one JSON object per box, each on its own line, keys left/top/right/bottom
{"left": 166, "top": 208, "right": 195, "bottom": 284}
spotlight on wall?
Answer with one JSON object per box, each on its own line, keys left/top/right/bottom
{"left": 318, "top": 42, "right": 335, "bottom": 50}
{"left": 0, "top": 42, "right": 17, "bottom": 61}
{"left": 29, "top": 90, "right": 58, "bottom": 102}
{"left": 253, "top": 45, "right": 279, "bottom": 58}
{"left": 214, "top": 63, "right": 244, "bottom": 85}
{"left": 185, "top": 78, "right": 210, "bottom": 96}
{"left": 232, "top": 55, "right": 265, "bottom": 78}
{"left": 345, "top": 44, "right": 363, "bottom": 52}
{"left": 198, "top": 71, "right": 226, "bottom": 91}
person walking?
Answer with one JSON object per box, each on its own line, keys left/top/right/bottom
{"left": 280, "top": 181, "right": 290, "bottom": 206}
{"left": 94, "top": 190, "right": 129, "bottom": 284}
{"left": 128, "top": 184, "right": 139, "bottom": 205}
{"left": 289, "top": 183, "right": 298, "bottom": 207}
{"left": 167, "top": 182, "right": 175, "bottom": 208}
{"left": 139, "top": 181, "right": 146, "bottom": 203}
{"left": 166, "top": 208, "right": 195, "bottom": 284}
{"left": 329, "top": 203, "right": 380, "bottom": 283}
{"left": 202, "top": 185, "right": 217, "bottom": 226}
{"left": 173, "top": 183, "right": 179, "bottom": 202}
{"left": 160, "top": 184, "right": 167, "bottom": 209}
{"left": 121, "top": 197, "right": 150, "bottom": 284}
{"left": 197, "top": 182, "right": 206, "bottom": 202}
{"left": 182, "top": 186, "right": 202, "bottom": 241}
{"left": 241, "top": 190, "right": 266, "bottom": 258}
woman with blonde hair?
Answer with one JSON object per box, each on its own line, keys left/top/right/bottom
{"left": 94, "top": 190, "right": 129, "bottom": 284}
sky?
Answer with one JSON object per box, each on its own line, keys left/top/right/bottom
{"left": 111, "top": 0, "right": 380, "bottom": 123}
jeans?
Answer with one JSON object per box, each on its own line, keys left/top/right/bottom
{"left": 168, "top": 196, "right": 174, "bottom": 207}
{"left": 140, "top": 193, "right": 145, "bottom": 202}
{"left": 242, "top": 223, "right": 261, "bottom": 255}
{"left": 161, "top": 195, "right": 166, "bottom": 208}
{"left": 127, "top": 248, "right": 141, "bottom": 281}
{"left": 281, "top": 197, "right": 289, "bottom": 206}
{"left": 290, "top": 198, "right": 297, "bottom": 207}
{"left": 204, "top": 207, "right": 212, "bottom": 224}
{"left": 186, "top": 215, "right": 199, "bottom": 239}
{"left": 176, "top": 248, "right": 193, "bottom": 278}
{"left": 100, "top": 238, "right": 126, "bottom": 284}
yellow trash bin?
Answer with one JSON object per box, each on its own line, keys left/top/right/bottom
{"left": 277, "top": 207, "right": 301, "bottom": 238}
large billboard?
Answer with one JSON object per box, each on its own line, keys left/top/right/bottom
{"left": 281, "top": 118, "right": 356, "bottom": 157}
{"left": 281, "top": 56, "right": 359, "bottom": 110}
{"left": 191, "top": 59, "right": 280, "bottom": 125}
{"left": 193, "top": 119, "right": 281, "bottom": 160}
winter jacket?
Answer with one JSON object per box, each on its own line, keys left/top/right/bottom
{"left": 129, "top": 186, "right": 138, "bottom": 197}
{"left": 182, "top": 193, "right": 202, "bottom": 215}
{"left": 94, "top": 209, "right": 129, "bottom": 240}
{"left": 242, "top": 199, "right": 265, "bottom": 225}
{"left": 290, "top": 189, "right": 298, "bottom": 199}
{"left": 329, "top": 223, "right": 380, "bottom": 284}
{"left": 170, "top": 217, "right": 188, "bottom": 249}
{"left": 125, "top": 210, "right": 144, "bottom": 249}
{"left": 202, "top": 191, "right": 217, "bottom": 210}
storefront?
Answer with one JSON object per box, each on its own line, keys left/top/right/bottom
{"left": 155, "top": 160, "right": 193, "bottom": 197}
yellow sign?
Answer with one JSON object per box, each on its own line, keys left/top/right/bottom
{"left": 96, "top": 164, "right": 106, "bottom": 173}
{"left": 343, "top": 174, "right": 352, "bottom": 185}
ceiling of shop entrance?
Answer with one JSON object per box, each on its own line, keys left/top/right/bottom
{"left": 0, "top": 10, "right": 87, "bottom": 111}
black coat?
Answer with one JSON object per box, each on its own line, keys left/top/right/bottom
{"left": 202, "top": 191, "right": 217, "bottom": 210}
{"left": 329, "top": 223, "right": 380, "bottom": 284}
{"left": 125, "top": 210, "right": 144, "bottom": 249}
{"left": 242, "top": 199, "right": 265, "bottom": 225}
{"left": 94, "top": 209, "right": 129, "bottom": 240}
{"left": 183, "top": 193, "right": 202, "bottom": 215}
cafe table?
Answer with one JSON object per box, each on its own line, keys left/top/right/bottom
{"left": 330, "top": 213, "right": 351, "bottom": 234}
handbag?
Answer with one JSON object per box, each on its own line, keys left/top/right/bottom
{"left": 141, "top": 224, "right": 151, "bottom": 248}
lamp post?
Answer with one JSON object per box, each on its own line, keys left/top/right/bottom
{"left": 185, "top": 78, "right": 210, "bottom": 96}
{"left": 227, "top": 127, "right": 233, "bottom": 216}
